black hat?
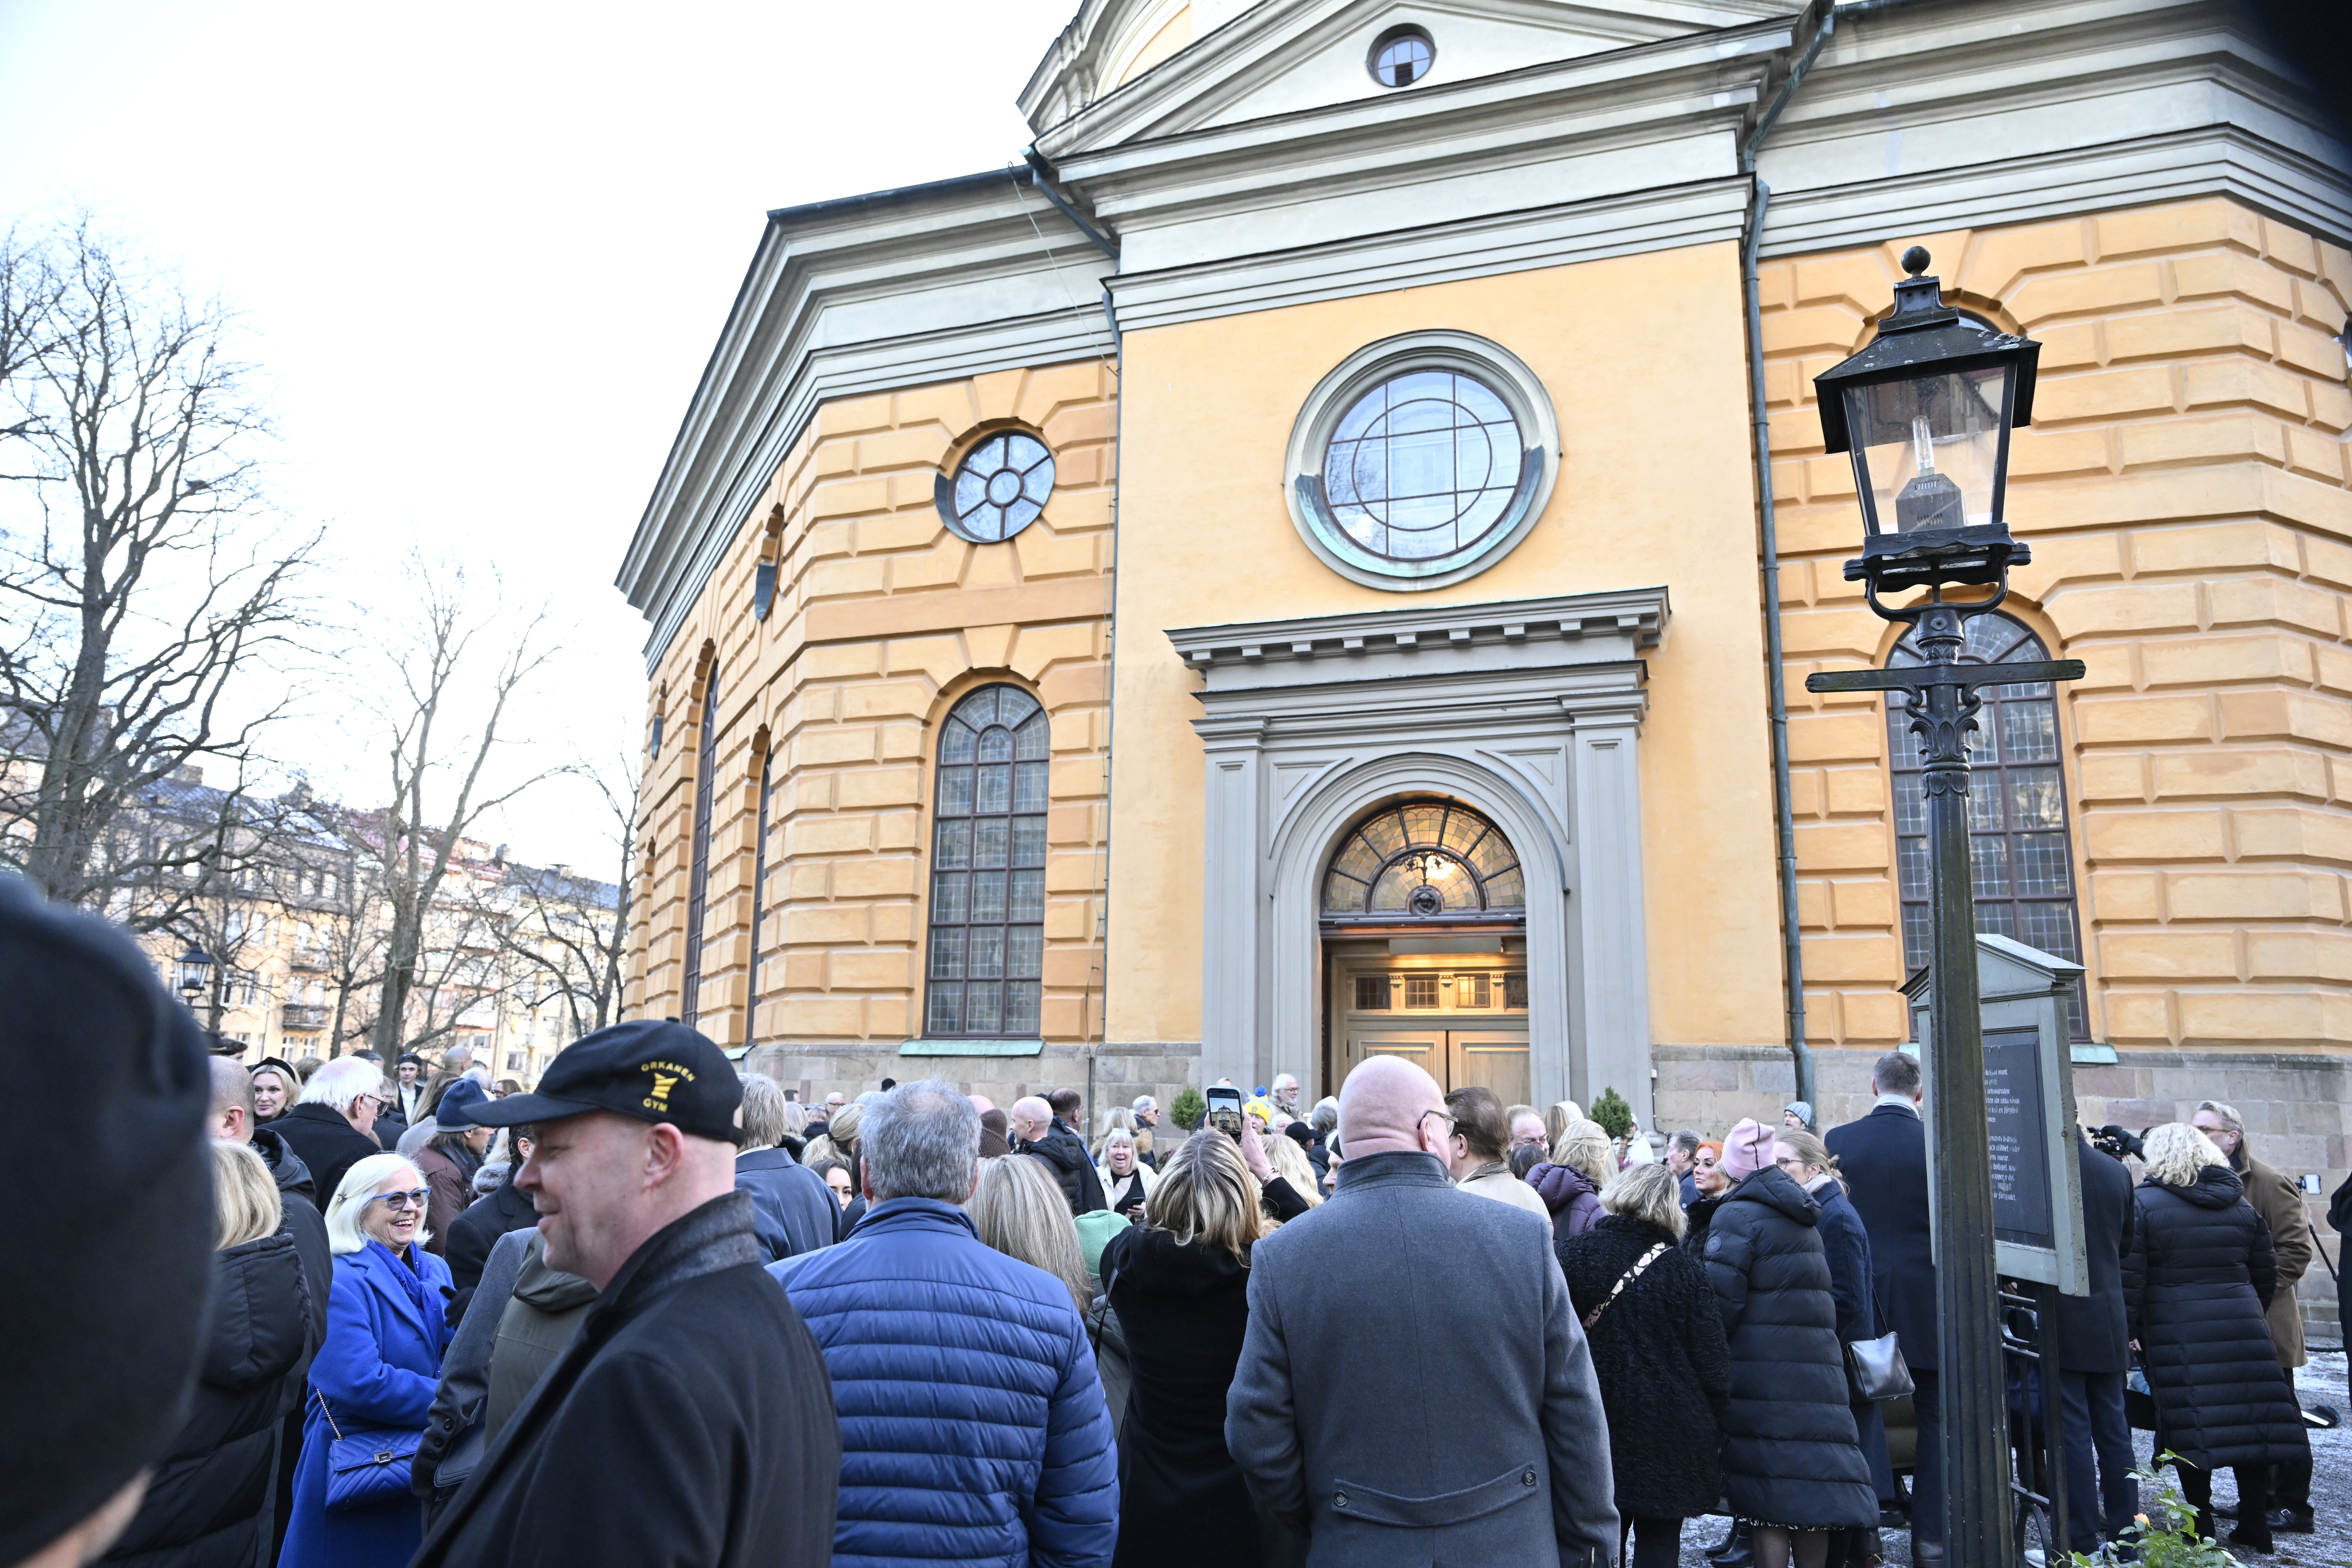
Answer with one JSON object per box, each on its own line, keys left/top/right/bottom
{"left": 435, "top": 1078, "right": 490, "bottom": 1132}
{"left": 248, "top": 1055, "right": 298, "bottom": 1078}
{"left": 471, "top": 1019, "right": 742, "bottom": 1144}
{"left": 1, "top": 876, "right": 212, "bottom": 1564}
{"left": 398, "top": 1051, "right": 426, "bottom": 1066}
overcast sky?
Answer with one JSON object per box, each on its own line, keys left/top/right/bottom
{"left": 0, "top": 0, "right": 1079, "bottom": 875}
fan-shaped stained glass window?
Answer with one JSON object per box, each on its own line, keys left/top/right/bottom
{"left": 942, "top": 431, "right": 1055, "bottom": 544}
{"left": 1322, "top": 371, "right": 1524, "bottom": 563}
{"left": 1322, "top": 801, "right": 1525, "bottom": 919}
{"left": 1887, "top": 611, "right": 2086, "bottom": 1037}
{"left": 925, "top": 684, "right": 1050, "bottom": 1038}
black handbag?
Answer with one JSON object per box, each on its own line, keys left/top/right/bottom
{"left": 1845, "top": 1331, "right": 1914, "bottom": 1403}
{"left": 1845, "top": 1285, "right": 1913, "bottom": 1402}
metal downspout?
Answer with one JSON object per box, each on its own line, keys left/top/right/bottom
{"left": 1741, "top": 0, "right": 1835, "bottom": 1111}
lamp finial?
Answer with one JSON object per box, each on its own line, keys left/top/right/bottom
{"left": 1902, "top": 245, "right": 1932, "bottom": 277}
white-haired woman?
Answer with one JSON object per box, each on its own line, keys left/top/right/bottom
{"left": 280, "top": 1152, "right": 453, "bottom": 1568}
{"left": 1096, "top": 1128, "right": 1159, "bottom": 1219}
{"left": 2125, "top": 1122, "right": 2308, "bottom": 1552}
{"left": 1100, "top": 1126, "right": 1270, "bottom": 1568}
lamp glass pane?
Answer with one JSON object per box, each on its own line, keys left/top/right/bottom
{"left": 1843, "top": 364, "right": 2010, "bottom": 534}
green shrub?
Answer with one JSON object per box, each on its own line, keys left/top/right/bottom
{"left": 2065, "top": 1458, "right": 2235, "bottom": 1568}
{"left": 1590, "top": 1086, "right": 1634, "bottom": 1140}
{"left": 1170, "top": 1087, "right": 1206, "bottom": 1131}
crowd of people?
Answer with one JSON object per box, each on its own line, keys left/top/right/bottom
{"left": 9, "top": 868, "right": 2343, "bottom": 1568}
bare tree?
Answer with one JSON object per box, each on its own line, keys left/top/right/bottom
{"left": 351, "top": 558, "right": 562, "bottom": 1057}
{"left": 0, "top": 217, "right": 315, "bottom": 922}
{"left": 484, "top": 752, "right": 637, "bottom": 1040}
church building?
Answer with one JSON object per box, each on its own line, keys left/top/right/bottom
{"left": 617, "top": 0, "right": 2351, "bottom": 1205}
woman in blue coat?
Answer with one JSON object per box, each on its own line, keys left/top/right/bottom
{"left": 280, "top": 1152, "right": 452, "bottom": 1568}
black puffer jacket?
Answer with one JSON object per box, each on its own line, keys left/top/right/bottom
{"left": 102, "top": 1230, "right": 315, "bottom": 1567}
{"left": 1699, "top": 1168, "right": 1876, "bottom": 1530}
{"left": 1559, "top": 1214, "right": 1730, "bottom": 1520}
{"left": 1020, "top": 1122, "right": 1108, "bottom": 1214}
{"left": 2125, "top": 1164, "right": 2307, "bottom": 1469}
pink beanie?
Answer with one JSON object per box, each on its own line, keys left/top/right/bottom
{"left": 1721, "top": 1119, "right": 1778, "bottom": 1182}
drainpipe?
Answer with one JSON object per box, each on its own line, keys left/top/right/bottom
{"left": 1740, "top": 0, "right": 1835, "bottom": 1112}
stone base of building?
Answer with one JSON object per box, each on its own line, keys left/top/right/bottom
{"left": 744, "top": 1039, "right": 1201, "bottom": 1129}
{"left": 1655, "top": 1043, "right": 2350, "bottom": 1348}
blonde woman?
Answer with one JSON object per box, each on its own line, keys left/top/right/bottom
{"left": 280, "top": 1153, "right": 452, "bottom": 1568}
{"left": 103, "top": 1143, "right": 311, "bottom": 1565}
{"left": 1100, "top": 1127, "right": 1270, "bottom": 1568}
{"left": 2125, "top": 1122, "right": 2306, "bottom": 1550}
{"left": 969, "top": 1152, "right": 1094, "bottom": 1316}
{"left": 1096, "top": 1128, "right": 1158, "bottom": 1218}
{"left": 1527, "top": 1117, "right": 1612, "bottom": 1244}
{"left": 1263, "top": 1129, "right": 1323, "bottom": 1214}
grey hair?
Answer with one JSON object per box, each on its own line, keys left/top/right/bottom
{"left": 300, "top": 1056, "right": 384, "bottom": 1115}
{"left": 1872, "top": 1051, "right": 1922, "bottom": 1098}
{"left": 1130, "top": 1094, "right": 1157, "bottom": 1113}
{"left": 862, "top": 1079, "right": 980, "bottom": 1203}
{"left": 740, "top": 1075, "right": 789, "bottom": 1151}
{"left": 1668, "top": 1129, "right": 1703, "bottom": 1159}
{"left": 2194, "top": 1099, "right": 2243, "bottom": 1135}
{"left": 2142, "top": 1122, "right": 2225, "bottom": 1188}
{"left": 1310, "top": 1097, "right": 1340, "bottom": 1138}
{"left": 1601, "top": 1163, "right": 1688, "bottom": 1240}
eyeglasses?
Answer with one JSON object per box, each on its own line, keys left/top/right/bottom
{"left": 366, "top": 1189, "right": 432, "bottom": 1212}
{"left": 1416, "top": 1108, "right": 1456, "bottom": 1138}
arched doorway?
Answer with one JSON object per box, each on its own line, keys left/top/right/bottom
{"left": 1321, "top": 799, "right": 1532, "bottom": 1104}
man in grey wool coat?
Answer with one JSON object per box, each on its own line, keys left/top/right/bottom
{"left": 1226, "top": 1054, "right": 1620, "bottom": 1568}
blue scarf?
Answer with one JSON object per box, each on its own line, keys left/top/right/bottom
{"left": 367, "top": 1238, "right": 433, "bottom": 1321}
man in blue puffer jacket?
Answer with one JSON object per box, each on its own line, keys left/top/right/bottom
{"left": 772, "top": 1079, "right": 1119, "bottom": 1568}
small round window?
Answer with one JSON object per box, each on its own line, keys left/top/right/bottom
{"left": 1369, "top": 25, "right": 1433, "bottom": 88}
{"left": 940, "top": 430, "right": 1054, "bottom": 543}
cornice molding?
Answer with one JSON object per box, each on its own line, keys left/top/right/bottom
{"left": 1168, "top": 585, "right": 1669, "bottom": 675}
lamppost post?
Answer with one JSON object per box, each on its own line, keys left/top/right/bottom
{"left": 1801, "top": 247, "right": 2083, "bottom": 1567}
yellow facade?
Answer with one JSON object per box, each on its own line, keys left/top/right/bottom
{"left": 1106, "top": 243, "right": 1786, "bottom": 1051}
{"left": 632, "top": 362, "right": 1119, "bottom": 1094}
{"left": 1768, "top": 199, "right": 2352, "bottom": 1057}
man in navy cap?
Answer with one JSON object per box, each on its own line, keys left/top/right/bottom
{"left": 412, "top": 1019, "right": 839, "bottom": 1568}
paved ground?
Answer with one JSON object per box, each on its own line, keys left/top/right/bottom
{"left": 1672, "top": 1351, "right": 2350, "bottom": 1568}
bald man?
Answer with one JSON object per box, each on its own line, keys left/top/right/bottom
{"left": 1010, "top": 1094, "right": 1106, "bottom": 1216}
{"left": 1225, "top": 1056, "right": 1618, "bottom": 1568}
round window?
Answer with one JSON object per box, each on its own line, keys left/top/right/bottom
{"left": 1369, "top": 25, "right": 1434, "bottom": 88}
{"left": 940, "top": 430, "right": 1054, "bottom": 543}
{"left": 1325, "top": 371, "right": 1521, "bottom": 563}
{"left": 1283, "top": 332, "right": 1558, "bottom": 591}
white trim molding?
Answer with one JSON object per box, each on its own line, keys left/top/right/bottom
{"left": 1168, "top": 586, "right": 1669, "bottom": 1122}
{"left": 1281, "top": 329, "right": 1562, "bottom": 591}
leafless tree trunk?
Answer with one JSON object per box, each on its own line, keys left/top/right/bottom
{"left": 0, "top": 217, "right": 315, "bottom": 922}
{"left": 484, "top": 752, "right": 638, "bottom": 1040}
{"left": 351, "top": 558, "right": 560, "bottom": 1056}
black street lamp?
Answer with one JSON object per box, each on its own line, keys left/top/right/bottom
{"left": 1805, "top": 248, "right": 2082, "bottom": 1568}
{"left": 175, "top": 942, "right": 215, "bottom": 1008}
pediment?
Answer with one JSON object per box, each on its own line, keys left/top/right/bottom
{"left": 1027, "top": 0, "right": 1799, "bottom": 153}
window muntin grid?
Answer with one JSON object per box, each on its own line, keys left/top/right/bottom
{"left": 680, "top": 662, "right": 720, "bottom": 1029}
{"left": 1321, "top": 371, "right": 1524, "bottom": 563}
{"left": 1886, "top": 613, "right": 2087, "bottom": 1036}
{"left": 946, "top": 432, "right": 1054, "bottom": 544}
{"left": 1370, "top": 26, "right": 1433, "bottom": 87}
{"left": 1321, "top": 801, "right": 1525, "bottom": 917}
{"left": 925, "top": 684, "right": 1049, "bottom": 1038}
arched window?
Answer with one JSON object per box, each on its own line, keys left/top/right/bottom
{"left": 1887, "top": 612, "right": 2086, "bottom": 1035}
{"left": 1321, "top": 800, "right": 1525, "bottom": 920}
{"left": 925, "top": 685, "right": 1049, "bottom": 1038}
{"left": 679, "top": 660, "right": 719, "bottom": 1028}
{"left": 744, "top": 738, "right": 771, "bottom": 1047}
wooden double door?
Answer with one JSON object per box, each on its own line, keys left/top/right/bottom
{"left": 1332, "top": 958, "right": 1530, "bottom": 1105}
